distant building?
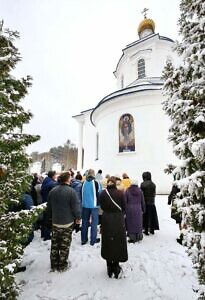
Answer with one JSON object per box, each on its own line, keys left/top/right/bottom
{"left": 73, "top": 15, "right": 180, "bottom": 193}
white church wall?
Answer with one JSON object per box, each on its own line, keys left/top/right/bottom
{"left": 74, "top": 21, "right": 181, "bottom": 192}
{"left": 115, "top": 36, "right": 178, "bottom": 88}
{"left": 116, "top": 42, "right": 153, "bottom": 87}
{"left": 92, "top": 91, "right": 176, "bottom": 193}
{"left": 118, "top": 59, "right": 130, "bottom": 89}
{"left": 152, "top": 44, "right": 174, "bottom": 77}
{"left": 81, "top": 111, "right": 97, "bottom": 172}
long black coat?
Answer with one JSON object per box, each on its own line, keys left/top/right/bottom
{"left": 140, "top": 172, "right": 159, "bottom": 230}
{"left": 99, "top": 186, "right": 128, "bottom": 262}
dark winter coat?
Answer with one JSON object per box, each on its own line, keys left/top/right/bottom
{"left": 140, "top": 172, "right": 159, "bottom": 231}
{"left": 22, "top": 193, "right": 34, "bottom": 244}
{"left": 22, "top": 193, "right": 34, "bottom": 210}
{"left": 99, "top": 186, "right": 128, "bottom": 262}
{"left": 41, "top": 176, "right": 57, "bottom": 203}
{"left": 71, "top": 179, "right": 82, "bottom": 202}
{"left": 125, "top": 185, "right": 145, "bottom": 234}
{"left": 30, "top": 175, "right": 41, "bottom": 206}
{"left": 140, "top": 172, "right": 156, "bottom": 204}
{"left": 46, "top": 183, "right": 81, "bottom": 226}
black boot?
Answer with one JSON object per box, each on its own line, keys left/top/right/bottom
{"left": 176, "top": 238, "right": 182, "bottom": 245}
{"left": 15, "top": 266, "right": 26, "bottom": 273}
{"left": 128, "top": 239, "right": 135, "bottom": 243}
{"left": 106, "top": 261, "right": 113, "bottom": 278}
{"left": 177, "top": 234, "right": 183, "bottom": 245}
{"left": 113, "top": 262, "right": 122, "bottom": 279}
{"left": 107, "top": 265, "right": 113, "bottom": 278}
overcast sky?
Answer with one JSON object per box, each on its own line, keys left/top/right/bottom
{"left": 1, "top": 0, "right": 181, "bottom": 154}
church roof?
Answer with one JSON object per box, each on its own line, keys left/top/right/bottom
{"left": 126, "top": 34, "right": 174, "bottom": 49}
{"left": 72, "top": 108, "right": 93, "bottom": 119}
{"left": 90, "top": 78, "right": 163, "bottom": 126}
{"left": 138, "top": 18, "right": 155, "bottom": 35}
{"left": 114, "top": 33, "right": 174, "bottom": 77}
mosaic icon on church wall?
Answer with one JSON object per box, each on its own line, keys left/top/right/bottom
{"left": 119, "top": 113, "right": 135, "bottom": 152}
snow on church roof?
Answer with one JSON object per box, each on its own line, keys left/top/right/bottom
{"left": 90, "top": 79, "right": 163, "bottom": 126}
{"left": 73, "top": 78, "right": 164, "bottom": 123}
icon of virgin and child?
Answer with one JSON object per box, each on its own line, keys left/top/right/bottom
{"left": 119, "top": 113, "right": 135, "bottom": 152}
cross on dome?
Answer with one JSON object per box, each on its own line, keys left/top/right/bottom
{"left": 141, "top": 8, "right": 149, "bottom": 18}
{"left": 138, "top": 8, "right": 155, "bottom": 39}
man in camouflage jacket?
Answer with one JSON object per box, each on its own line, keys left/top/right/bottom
{"left": 46, "top": 171, "right": 81, "bottom": 272}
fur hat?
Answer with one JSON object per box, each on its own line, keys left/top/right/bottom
{"left": 122, "top": 173, "right": 129, "bottom": 179}
{"left": 87, "top": 169, "right": 95, "bottom": 177}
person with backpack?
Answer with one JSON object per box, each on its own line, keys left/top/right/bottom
{"left": 81, "top": 169, "right": 101, "bottom": 246}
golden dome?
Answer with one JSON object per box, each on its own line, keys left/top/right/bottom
{"left": 138, "top": 18, "right": 155, "bottom": 35}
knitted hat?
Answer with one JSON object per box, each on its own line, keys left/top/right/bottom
{"left": 131, "top": 179, "right": 138, "bottom": 186}
{"left": 87, "top": 169, "right": 95, "bottom": 177}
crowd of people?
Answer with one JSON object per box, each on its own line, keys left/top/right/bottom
{"left": 24, "top": 168, "right": 161, "bottom": 278}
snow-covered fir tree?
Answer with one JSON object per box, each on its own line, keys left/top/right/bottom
{"left": 162, "top": 0, "right": 205, "bottom": 293}
{"left": 0, "top": 21, "right": 44, "bottom": 298}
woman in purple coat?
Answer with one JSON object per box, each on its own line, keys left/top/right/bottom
{"left": 125, "top": 179, "right": 145, "bottom": 243}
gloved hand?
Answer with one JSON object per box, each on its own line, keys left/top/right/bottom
{"left": 74, "top": 223, "right": 81, "bottom": 233}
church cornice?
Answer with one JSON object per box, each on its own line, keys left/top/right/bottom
{"left": 90, "top": 81, "right": 163, "bottom": 126}
{"left": 114, "top": 33, "right": 174, "bottom": 77}
{"left": 72, "top": 108, "right": 93, "bottom": 120}
{"left": 130, "top": 48, "right": 152, "bottom": 59}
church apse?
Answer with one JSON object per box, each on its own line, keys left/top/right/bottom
{"left": 119, "top": 113, "right": 135, "bottom": 152}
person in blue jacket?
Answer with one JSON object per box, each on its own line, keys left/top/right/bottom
{"left": 40, "top": 170, "right": 57, "bottom": 240}
{"left": 22, "top": 192, "right": 35, "bottom": 245}
{"left": 71, "top": 174, "right": 83, "bottom": 203}
{"left": 81, "top": 169, "right": 102, "bottom": 245}
{"left": 41, "top": 171, "right": 57, "bottom": 203}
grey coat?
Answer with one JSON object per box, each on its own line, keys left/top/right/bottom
{"left": 46, "top": 184, "right": 81, "bottom": 225}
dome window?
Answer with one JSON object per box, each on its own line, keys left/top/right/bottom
{"left": 138, "top": 59, "right": 145, "bottom": 79}
{"left": 121, "top": 75, "right": 124, "bottom": 89}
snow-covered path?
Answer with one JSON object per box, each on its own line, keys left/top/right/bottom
{"left": 16, "top": 196, "right": 199, "bottom": 300}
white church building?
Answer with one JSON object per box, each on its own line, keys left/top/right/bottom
{"left": 73, "top": 16, "right": 180, "bottom": 194}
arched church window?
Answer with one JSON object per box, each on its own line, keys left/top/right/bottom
{"left": 138, "top": 59, "right": 145, "bottom": 79}
{"left": 121, "top": 75, "right": 124, "bottom": 89}
{"left": 119, "top": 114, "right": 135, "bottom": 153}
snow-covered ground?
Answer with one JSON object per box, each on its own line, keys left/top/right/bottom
{"left": 16, "top": 196, "right": 201, "bottom": 300}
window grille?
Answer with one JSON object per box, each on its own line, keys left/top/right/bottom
{"left": 138, "top": 59, "right": 145, "bottom": 79}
